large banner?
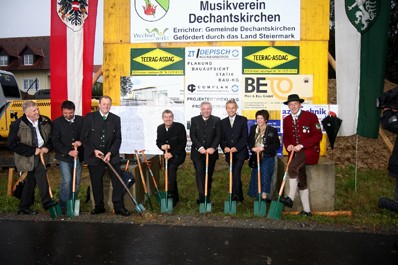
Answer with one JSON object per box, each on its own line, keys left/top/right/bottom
{"left": 130, "top": 0, "right": 300, "bottom": 43}
{"left": 119, "top": 46, "right": 311, "bottom": 154}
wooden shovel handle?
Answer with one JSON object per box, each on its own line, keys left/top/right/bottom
{"left": 164, "top": 149, "right": 169, "bottom": 192}
{"left": 72, "top": 145, "right": 78, "bottom": 193}
{"left": 141, "top": 150, "right": 160, "bottom": 190}
{"left": 39, "top": 152, "right": 54, "bottom": 199}
{"left": 204, "top": 152, "right": 209, "bottom": 196}
{"left": 277, "top": 151, "right": 295, "bottom": 196}
{"left": 229, "top": 151, "right": 233, "bottom": 194}
{"left": 257, "top": 151, "right": 261, "bottom": 194}
{"left": 134, "top": 150, "right": 148, "bottom": 193}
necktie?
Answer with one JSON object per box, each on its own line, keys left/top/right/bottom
{"left": 230, "top": 118, "right": 234, "bottom": 127}
{"left": 102, "top": 115, "right": 107, "bottom": 121}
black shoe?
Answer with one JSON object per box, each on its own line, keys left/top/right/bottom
{"left": 115, "top": 207, "right": 130, "bottom": 216}
{"left": 298, "top": 210, "right": 312, "bottom": 217}
{"left": 43, "top": 200, "right": 58, "bottom": 210}
{"left": 91, "top": 208, "right": 106, "bottom": 215}
{"left": 280, "top": 196, "right": 294, "bottom": 208}
{"left": 17, "top": 208, "right": 38, "bottom": 215}
{"left": 196, "top": 196, "right": 205, "bottom": 205}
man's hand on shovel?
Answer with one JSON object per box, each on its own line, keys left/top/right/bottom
{"left": 95, "top": 150, "right": 111, "bottom": 161}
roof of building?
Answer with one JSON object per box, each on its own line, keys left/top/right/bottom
{"left": 0, "top": 36, "right": 50, "bottom": 71}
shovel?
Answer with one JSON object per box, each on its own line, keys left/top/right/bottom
{"left": 135, "top": 150, "right": 153, "bottom": 211}
{"left": 141, "top": 151, "right": 162, "bottom": 204}
{"left": 67, "top": 146, "right": 80, "bottom": 217}
{"left": 199, "top": 152, "right": 212, "bottom": 213}
{"left": 268, "top": 151, "right": 295, "bottom": 220}
{"left": 160, "top": 149, "right": 173, "bottom": 213}
{"left": 100, "top": 156, "right": 146, "bottom": 214}
{"left": 40, "top": 153, "right": 61, "bottom": 219}
{"left": 224, "top": 151, "right": 236, "bottom": 214}
{"left": 253, "top": 151, "right": 266, "bottom": 217}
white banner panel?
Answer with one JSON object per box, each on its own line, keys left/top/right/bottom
{"left": 131, "top": 0, "right": 300, "bottom": 43}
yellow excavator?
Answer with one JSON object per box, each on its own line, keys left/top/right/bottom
{"left": 0, "top": 70, "right": 100, "bottom": 141}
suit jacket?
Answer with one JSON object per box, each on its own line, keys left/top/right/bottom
{"left": 8, "top": 114, "right": 52, "bottom": 172}
{"left": 220, "top": 115, "right": 249, "bottom": 161}
{"left": 81, "top": 111, "right": 122, "bottom": 166}
{"left": 248, "top": 124, "right": 280, "bottom": 157}
{"left": 283, "top": 110, "right": 322, "bottom": 165}
{"left": 190, "top": 115, "right": 221, "bottom": 161}
{"left": 156, "top": 122, "right": 187, "bottom": 165}
{"left": 52, "top": 115, "right": 84, "bottom": 162}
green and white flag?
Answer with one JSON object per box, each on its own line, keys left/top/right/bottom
{"left": 335, "top": 0, "right": 391, "bottom": 138}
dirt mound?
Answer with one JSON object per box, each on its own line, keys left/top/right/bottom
{"left": 326, "top": 79, "right": 397, "bottom": 169}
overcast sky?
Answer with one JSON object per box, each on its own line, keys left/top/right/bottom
{"left": 0, "top": 0, "right": 104, "bottom": 64}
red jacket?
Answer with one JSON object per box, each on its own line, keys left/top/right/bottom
{"left": 283, "top": 110, "right": 322, "bottom": 165}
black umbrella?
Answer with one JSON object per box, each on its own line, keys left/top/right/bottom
{"left": 321, "top": 112, "right": 342, "bottom": 150}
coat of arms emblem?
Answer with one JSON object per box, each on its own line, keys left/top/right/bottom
{"left": 134, "top": 0, "right": 170, "bottom": 22}
{"left": 345, "top": 0, "right": 380, "bottom": 33}
{"left": 57, "top": 0, "right": 89, "bottom": 31}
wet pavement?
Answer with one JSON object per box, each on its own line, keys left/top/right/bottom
{"left": 0, "top": 220, "right": 397, "bottom": 265}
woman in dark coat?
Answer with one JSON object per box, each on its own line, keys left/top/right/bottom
{"left": 247, "top": 110, "right": 280, "bottom": 200}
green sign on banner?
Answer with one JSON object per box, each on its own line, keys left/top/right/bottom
{"left": 242, "top": 46, "right": 299, "bottom": 74}
{"left": 131, "top": 48, "right": 185, "bottom": 75}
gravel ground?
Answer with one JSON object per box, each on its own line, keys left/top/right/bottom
{"left": 1, "top": 211, "right": 397, "bottom": 236}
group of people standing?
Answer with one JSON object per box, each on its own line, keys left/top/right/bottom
{"left": 160, "top": 94, "right": 322, "bottom": 217}
{"left": 8, "top": 93, "right": 323, "bottom": 217}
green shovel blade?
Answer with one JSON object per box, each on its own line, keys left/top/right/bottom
{"left": 199, "top": 198, "right": 212, "bottom": 213}
{"left": 160, "top": 197, "right": 173, "bottom": 213}
{"left": 224, "top": 195, "right": 237, "bottom": 214}
{"left": 267, "top": 200, "right": 284, "bottom": 220}
{"left": 254, "top": 200, "right": 267, "bottom": 217}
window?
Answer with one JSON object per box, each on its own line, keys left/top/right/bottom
{"left": 23, "top": 78, "right": 39, "bottom": 92}
{"left": 0, "top": 55, "right": 8, "bottom": 66}
{"left": 24, "top": 54, "right": 34, "bottom": 65}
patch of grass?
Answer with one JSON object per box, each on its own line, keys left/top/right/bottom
{"left": 1, "top": 156, "right": 397, "bottom": 230}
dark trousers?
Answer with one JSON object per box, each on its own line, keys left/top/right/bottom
{"left": 88, "top": 162, "right": 125, "bottom": 211}
{"left": 166, "top": 161, "right": 180, "bottom": 200}
{"left": 229, "top": 157, "right": 245, "bottom": 201}
{"left": 20, "top": 156, "right": 52, "bottom": 209}
{"left": 193, "top": 156, "right": 217, "bottom": 200}
{"left": 287, "top": 151, "right": 308, "bottom": 190}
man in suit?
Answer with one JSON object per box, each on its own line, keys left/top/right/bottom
{"left": 81, "top": 96, "right": 130, "bottom": 216}
{"left": 220, "top": 99, "right": 249, "bottom": 202}
{"left": 52, "top": 100, "right": 83, "bottom": 213}
{"left": 190, "top": 101, "right": 221, "bottom": 204}
{"left": 156, "top": 109, "right": 187, "bottom": 207}
{"left": 280, "top": 94, "right": 323, "bottom": 216}
{"left": 8, "top": 100, "right": 56, "bottom": 215}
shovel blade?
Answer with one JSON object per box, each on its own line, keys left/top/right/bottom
{"left": 154, "top": 191, "right": 162, "bottom": 204}
{"left": 74, "top": 199, "right": 80, "bottom": 216}
{"left": 224, "top": 200, "right": 237, "bottom": 214}
{"left": 160, "top": 197, "right": 173, "bottom": 213}
{"left": 135, "top": 204, "right": 146, "bottom": 214}
{"left": 66, "top": 199, "right": 74, "bottom": 217}
{"left": 254, "top": 200, "right": 267, "bottom": 217}
{"left": 145, "top": 194, "right": 154, "bottom": 211}
{"left": 48, "top": 203, "right": 61, "bottom": 220}
{"left": 199, "top": 200, "right": 212, "bottom": 213}
{"left": 267, "top": 200, "right": 284, "bottom": 220}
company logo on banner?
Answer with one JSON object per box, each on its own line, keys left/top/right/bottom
{"left": 131, "top": 0, "right": 300, "bottom": 43}
{"left": 242, "top": 75, "right": 313, "bottom": 110}
{"left": 345, "top": 0, "right": 379, "bottom": 33}
{"left": 57, "top": 0, "right": 88, "bottom": 31}
{"left": 131, "top": 48, "right": 185, "bottom": 75}
{"left": 134, "top": 0, "right": 169, "bottom": 22}
{"left": 243, "top": 46, "right": 299, "bottom": 74}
